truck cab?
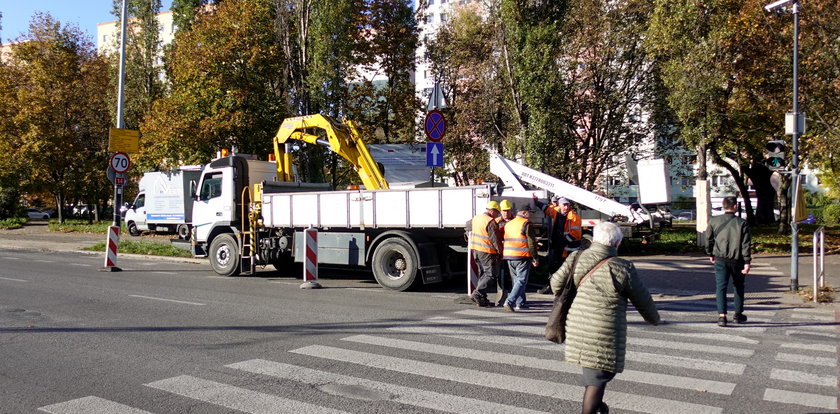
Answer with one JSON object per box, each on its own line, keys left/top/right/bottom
{"left": 191, "top": 155, "right": 279, "bottom": 257}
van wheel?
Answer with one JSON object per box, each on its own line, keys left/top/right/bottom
{"left": 371, "top": 238, "right": 419, "bottom": 291}
{"left": 127, "top": 222, "right": 140, "bottom": 237}
{"left": 209, "top": 233, "right": 241, "bottom": 276}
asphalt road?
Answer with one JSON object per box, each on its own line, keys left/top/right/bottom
{"left": 0, "top": 225, "right": 838, "bottom": 413}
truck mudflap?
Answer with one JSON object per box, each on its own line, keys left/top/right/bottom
{"left": 416, "top": 241, "right": 442, "bottom": 285}
{"left": 419, "top": 265, "right": 443, "bottom": 284}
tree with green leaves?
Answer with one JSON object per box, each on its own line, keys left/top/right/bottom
{"left": 646, "top": 0, "right": 790, "bottom": 226}
{"left": 425, "top": 7, "right": 504, "bottom": 185}
{"left": 554, "top": 0, "right": 655, "bottom": 189}
{"left": 108, "top": 0, "right": 166, "bottom": 130}
{"left": 361, "top": 0, "right": 420, "bottom": 143}
{"left": 798, "top": 1, "right": 840, "bottom": 199}
{"left": 140, "top": 0, "right": 287, "bottom": 171}
{"left": 0, "top": 14, "right": 111, "bottom": 222}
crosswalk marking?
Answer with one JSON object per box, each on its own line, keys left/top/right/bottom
{"left": 146, "top": 375, "right": 350, "bottom": 414}
{"left": 39, "top": 396, "right": 152, "bottom": 414}
{"left": 785, "top": 329, "right": 838, "bottom": 339}
{"left": 624, "top": 350, "right": 746, "bottom": 375}
{"left": 775, "top": 352, "right": 837, "bottom": 367}
{"left": 780, "top": 342, "right": 837, "bottom": 353}
{"left": 227, "top": 359, "right": 550, "bottom": 414}
{"left": 770, "top": 368, "right": 838, "bottom": 387}
{"left": 290, "top": 345, "right": 723, "bottom": 414}
{"left": 390, "top": 319, "right": 747, "bottom": 374}
{"left": 627, "top": 314, "right": 768, "bottom": 333}
{"left": 455, "top": 308, "right": 760, "bottom": 344}
{"left": 447, "top": 313, "right": 752, "bottom": 357}
{"left": 34, "top": 295, "right": 838, "bottom": 414}
{"left": 647, "top": 302, "right": 779, "bottom": 316}
{"left": 341, "top": 334, "right": 737, "bottom": 395}
{"left": 788, "top": 312, "right": 835, "bottom": 322}
{"left": 763, "top": 388, "right": 838, "bottom": 411}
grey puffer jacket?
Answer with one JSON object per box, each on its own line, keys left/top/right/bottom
{"left": 549, "top": 242, "right": 660, "bottom": 373}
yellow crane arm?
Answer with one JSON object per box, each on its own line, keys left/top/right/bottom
{"left": 273, "top": 114, "right": 389, "bottom": 190}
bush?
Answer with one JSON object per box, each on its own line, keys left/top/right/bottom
{"left": 0, "top": 187, "right": 22, "bottom": 219}
{"left": 823, "top": 203, "right": 840, "bottom": 225}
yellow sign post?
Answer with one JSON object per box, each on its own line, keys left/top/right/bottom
{"left": 108, "top": 128, "right": 140, "bottom": 153}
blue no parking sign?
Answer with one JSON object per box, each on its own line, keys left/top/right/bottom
{"left": 424, "top": 110, "right": 446, "bottom": 142}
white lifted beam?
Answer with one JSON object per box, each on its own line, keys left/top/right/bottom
{"left": 489, "top": 154, "right": 649, "bottom": 225}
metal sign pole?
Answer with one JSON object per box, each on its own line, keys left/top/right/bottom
{"left": 789, "top": 2, "right": 800, "bottom": 292}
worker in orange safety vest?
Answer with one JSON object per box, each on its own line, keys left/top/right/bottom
{"left": 494, "top": 199, "right": 515, "bottom": 306}
{"left": 534, "top": 194, "right": 582, "bottom": 294}
{"left": 500, "top": 206, "right": 539, "bottom": 312}
{"left": 467, "top": 200, "right": 502, "bottom": 307}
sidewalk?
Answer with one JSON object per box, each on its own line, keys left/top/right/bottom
{"left": 0, "top": 222, "right": 203, "bottom": 264}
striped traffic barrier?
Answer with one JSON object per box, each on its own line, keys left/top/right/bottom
{"left": 99, "top": 226, "right": 122, "bottom": 272}
{"left": 466, "top": 233, "right": 478, "bottom": 295}
{"left": 300, "top": 226, "right": 321, "bottom": 289}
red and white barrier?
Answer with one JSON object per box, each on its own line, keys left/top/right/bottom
{"left": 101, "top": 226, "right": 122, "bottom": 271}
{"left": 300, "top": 227, "right": 321, "bottom": 288}
{"left": 466, "top": 232, "right": 478, "bottom": 295}
{"left": 304, "top": 227, "right": 318, "bottom": 281}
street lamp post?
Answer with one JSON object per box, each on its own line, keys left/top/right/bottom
{"left": 765, "top": 0, "right": 801, "bottom": 291}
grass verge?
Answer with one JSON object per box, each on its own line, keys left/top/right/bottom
{"left": 0, "top": 217, "right": 27, "bottom": 230}
{"left": 83, "top": 240, "right": 193, "bottom": 257}
{"left": 49, "top": 219, "right": 125, "bottom": 234}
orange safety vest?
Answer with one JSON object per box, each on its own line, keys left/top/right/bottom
{"left": 562, "top": 209, "right": 583, "bottom": 257}
{"left": 503, "top": 216, "right": 531, "bottom": 259}
{"left": 470, "top": 213, "right": 498, "bottom": 254}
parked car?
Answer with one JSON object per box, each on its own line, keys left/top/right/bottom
{"left": 674, "top": 211, "right": 696, "bottom": 221}
{"left": 26, "top": 208, "right": 50, "bottom": 220}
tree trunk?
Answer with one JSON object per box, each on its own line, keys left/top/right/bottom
{"left": 777, "top": 174, "right": 791, "bottom": 234}
{"left": 708, "top": 146, "right": 754, "bottom": 225}
{"left": 53, "top": 193, "right": 64, "bottom": 224}
{"left": 744, "top": 162, "right": 776, "bottom": 225}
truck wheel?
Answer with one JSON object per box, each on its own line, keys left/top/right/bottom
{"left": 371, "top": 238, "right": 419, "bottom": 291}
{"left": 127, "top": 222, "right": 140, "bottom": 237}
{"left": 177, "top": 224, "right": 190, "bottom": 240}
{"left": 209, "top": 233, "right": 241, "bottom": 276}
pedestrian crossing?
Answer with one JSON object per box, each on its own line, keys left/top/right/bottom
{"left": 39, "top": 298, "right": 839, "bottom": 414}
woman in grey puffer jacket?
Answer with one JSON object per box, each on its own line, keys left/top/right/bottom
{"left": 550, "top": 222, "right": 660, "bottom": 414}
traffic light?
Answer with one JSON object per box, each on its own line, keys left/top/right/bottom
{"left": 765, "top": 140, "right": 786, "bottom": 170}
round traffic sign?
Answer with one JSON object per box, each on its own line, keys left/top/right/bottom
{"left": 424, "top": 110, "right": 446, "bottom": 142}
{"left": 109, "top": 152, "right": 131, "bottom": 173}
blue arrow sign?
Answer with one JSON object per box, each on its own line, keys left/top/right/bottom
{"left": 426, "top": 142, "right": 443, "bottom": 167}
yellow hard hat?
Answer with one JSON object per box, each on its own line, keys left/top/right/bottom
{"left": 486, "top": 200, "right": 500, "bottom": 211}
{"left": 500, "top": 199, "right": 513, "bottom": 210}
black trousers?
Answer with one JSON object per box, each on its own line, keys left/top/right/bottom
{"left": 474, "top": 251, "right": 499, "bottom": 298}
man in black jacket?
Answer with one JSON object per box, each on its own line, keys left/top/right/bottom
{"left": 704, "top": 196, "right": 752, "bottom": 327}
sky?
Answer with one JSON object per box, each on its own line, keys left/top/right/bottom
{"left": 1, "top": 1, "right": 172, "bottom": 44}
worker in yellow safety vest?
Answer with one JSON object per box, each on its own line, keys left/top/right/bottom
{"left": 467, "top": 200, "right": 503, "bottom": 307}
{"left": 494, "top": 199, "right": 515, "bottom": 306}
{"left": 534, "top": 194, "right": 583, "bottom": 294}
{"left": 501, "top": 205, "right": 539, "bottom": 312}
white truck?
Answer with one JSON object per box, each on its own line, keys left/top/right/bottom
{"left": 189, "top": 115, "right": 542, "bottom": 290}
{"left": 125, "top": 167, "right": 203, "bottom": 239}
{"left": 189, "top": 152, "right": 543, "bottom": 290}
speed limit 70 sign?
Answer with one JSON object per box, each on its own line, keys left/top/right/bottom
{"left": 109, "top": 152, "right": 131, "bottom": 173}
